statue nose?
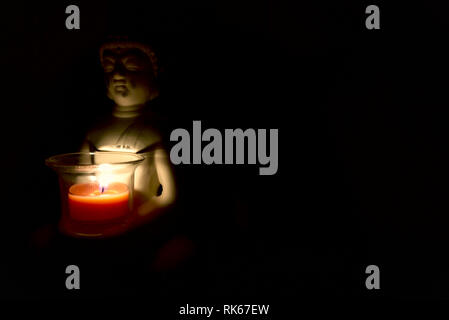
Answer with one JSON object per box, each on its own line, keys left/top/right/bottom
{"left": 111, "top": 63, "right": 128, "bottom": 79}
{"left": 112, "top": 73, "right": 126, "bottom": 81}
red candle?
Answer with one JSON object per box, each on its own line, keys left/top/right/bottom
{"left": 68, "top": 182, "right": 130, "bottom": 221}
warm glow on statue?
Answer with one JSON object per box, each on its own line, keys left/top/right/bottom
{"left": 81, "top": 37, "right": 176, "bottom": 225}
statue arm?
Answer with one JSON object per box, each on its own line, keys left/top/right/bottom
{"left": 80, "top": 140, "right": 90, "bottom": 153}
{"left": 80, "top": 136, "right": 97, "bottom": 153}
{"left": 137, "top": 147, "right": 177, "bottom": 216}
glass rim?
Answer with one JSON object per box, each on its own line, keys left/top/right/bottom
{"left": 45, "top": 152, "right": 145, "bottom": 171}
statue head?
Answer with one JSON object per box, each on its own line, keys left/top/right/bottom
{"left": 100, "top": 37, "right": 159, "bottom": 107}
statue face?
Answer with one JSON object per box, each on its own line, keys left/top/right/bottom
{"left": 102, "top": 48, "right": 156, "bottom": 107}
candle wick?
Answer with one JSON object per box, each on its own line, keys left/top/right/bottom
{"left": 101, "top": 186, "right": 105, "bottom": 193}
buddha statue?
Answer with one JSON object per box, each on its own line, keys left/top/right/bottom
{"left": 81, "top": 37, "right": 176, "bottom": 224}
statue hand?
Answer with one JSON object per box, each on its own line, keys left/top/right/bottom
{"left": 137, "top": 196, "right": 162, "bottom": 216}
{"left": 131, "top": 195, "right": 168, "bottom": 227}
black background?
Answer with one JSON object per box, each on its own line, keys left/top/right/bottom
{"left": 1, "top": 0, "right": 449, "bottom": 306}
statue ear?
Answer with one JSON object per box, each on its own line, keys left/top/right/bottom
{"left": 105, "top": 77, "right": 113, "bottom": 100}
{"left": 106, "top": 88, "right": 113, "bottom": 100}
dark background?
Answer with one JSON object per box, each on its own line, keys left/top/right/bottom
{"left": 1, "top": 0, "right": 449, "bottom": 305}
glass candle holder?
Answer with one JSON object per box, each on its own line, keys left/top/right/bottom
{"left": 46, "top": 152, "right": 144, "bottom": 238}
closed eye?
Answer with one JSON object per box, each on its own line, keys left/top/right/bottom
{"left": 104, "top": 65, "right": 114, "bottom": 72}
{"left": 103, "top": 59, "right": 115, "bottom": 72}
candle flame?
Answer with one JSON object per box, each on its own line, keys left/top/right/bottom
{"left": 98, "top": 180, "right": 109, "bottom": 194}
{"left": 97, "top": 164, "right": 113, "bottom": 194}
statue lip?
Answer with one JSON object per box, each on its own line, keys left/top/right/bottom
{"left": 112, "top": 79, "right": 127, "bottom": 86}
{"left": 113, "top": 84, "right": 128, "bottom": 92}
